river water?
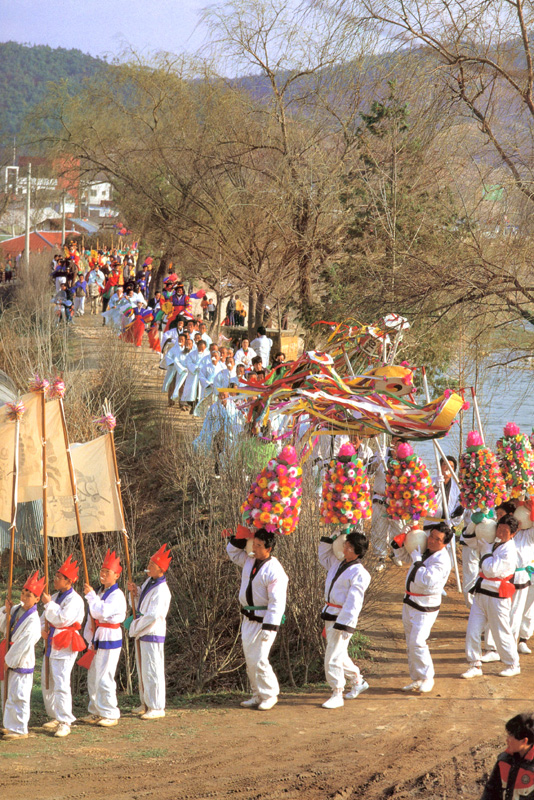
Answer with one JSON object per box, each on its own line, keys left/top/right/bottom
{"left": 417, "top": 366, "right": 533, "bottom": 467}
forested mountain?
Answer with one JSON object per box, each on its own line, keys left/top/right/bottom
{"left": 0, "top": 42, "right": 107, "bottom": 137}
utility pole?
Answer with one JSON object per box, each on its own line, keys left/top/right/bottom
{"left": 24, "top": 163, "right": 31, "bottom": 274}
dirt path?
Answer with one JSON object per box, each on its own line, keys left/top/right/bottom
{"left": 2, "top": 316, "right": 528, "bottom": 799}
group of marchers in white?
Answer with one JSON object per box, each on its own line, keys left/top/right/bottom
{"left": 0, "top": 544, "right": 171, "bottom": 739}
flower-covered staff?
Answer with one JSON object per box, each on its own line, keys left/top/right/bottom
{"left": 320, "top": 442, "right": 372, "bottom": 527}
{"left": 82, "top": 550, "right": 127, "bottom": 728}
{"left": 226, "top": 526, "right": 288, "bottom": 711}
{"left": 497, "top": 422, "right": 534, "bottom": 500}
{"left": 385, "top": 442, "right": 438, "bottom": 523}
{"left": 318, "top": 530, "right": 371, "bottom": 708}
{"left": 241, "top": 445, "right": 303, "bottom": 536}
{"left": 127, "top": 545, "right": 172, "bottom": 721}
{"left": 40, "top": 556, "right": 86, "bottom": 738}
{"left": 0, "top": 572, "right": 44, "bottom": 740}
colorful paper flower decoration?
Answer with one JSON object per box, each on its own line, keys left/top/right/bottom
{"left": 320, "top": 442, "right": 371, "bottom": 527}
{"left": 385, "top": 442, "right": 437, "bottom": 521}
{"left": 459, "top": 431, "right": 506, "bottom": 514}
{"left": 241, "top": 445, "right": 302, "bottom": 535}
{"left": 496, "top": 422, "right": 534, "bottom": 499}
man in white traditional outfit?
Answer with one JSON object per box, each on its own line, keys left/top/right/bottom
{"left": 318, "top": 530, "right": 371, "bottom": 709}
{"left": 193, "top": 391, "right": 244, "bottom": 475}
{"left": 0, "top": 571, "right": 44, "bottom": 739}
{"left": 182, "top": 338, "right": 209, "bottom": 413}
{"left": 198, "top": 348, "right": 226, "bottom": 403}
{"left": 393, "top": 522, "right": 452, "bottom": 694}
{"left": 214, "top": 356, "right": 238, "bottom": 390}
{"left": 462, "top": 514, "right": 520, "bottom": 679}
{"left": 250, "top": 326, "right": 273, "bottom": 369}
{"left": 82, "top": 550, "right": 127, "bottom": 727}
{"left": 40, "top": 555, "right": 86, "bottom": 738}
{"left": 127, "top": 544, "right": 172, "bottom": 720}
{"left": 226, "top": 527, "right": 288, "bottom": 710}
{"left": 162, "top": 334, "right": 189, "bottom": 407}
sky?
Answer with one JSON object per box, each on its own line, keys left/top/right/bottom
{"left": 0, "top": 0, "right": 210, "bottom": 59}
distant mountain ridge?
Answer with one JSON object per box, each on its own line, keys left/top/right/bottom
{"left": 0, "top": 41, "right": 108, "bottom": 137}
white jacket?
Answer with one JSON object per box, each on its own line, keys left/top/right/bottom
{"left": 234, "top": 347, "right": 257, "bottom": 369}
{"left": 513, "top": 527, "right": 534, "bottom": 587}
{"left": 402, "top": 547, "right": 451, "bottom": 611}
{"left": 227, "top": 540, "right": 288, "bottom": 630}
{"left": 319, "top": 537, "right": 371, "bottom": 633}
{"left": 476, "top": 539, "right": 517, "bottom": 597}
{"left": 84, "top": 584, "right": 127, "bottom": 649}
{"left": 249, "top": 336, "right": 272, "bottom": 369}
{"left": 0, "top": 604, "right": 41, "bottom": 671}
{"left": 129, "top": 577, "right": 171, "bottom": 641}
{"left": 41, "top": 588, "right": 85, "bottom": 659}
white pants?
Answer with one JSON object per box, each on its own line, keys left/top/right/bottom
{"left": 402, "top": 604, "right": 439, "bottom": 681}
{"left": 511, "top": 586, "right": 529, "bottom": 642}
{"left": 520, "top": 583, "right": 534, "bottom": 640}
{"left": 370, "top": 502, "right": 402, "bottom": 557}
{"left": 87, "top": 647, "right": 121, "bottom": 719}
{"left": 42, "top": 652, "right": 77, "bottom": 725}
{"left": 1, "top": 670, "right": 33, "bottom": 734}
{"left": 74, "top": 296, "right": 85, "bottom": 315}
{"left": 324, "top": 621, "right": 361, "bottom": 691}
{"left": 461, "top": 546, "right": 480, "bottom": 607}
{"left": 241, "top": 619, "right": 278, "bottom": 701}
{"left": 135, "top": 640, "right": 166, "bottom": 711}
{"left": 466, "top": 593, "right": 519, "bottom": 668}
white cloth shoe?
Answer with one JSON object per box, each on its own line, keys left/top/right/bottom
{"left": 257, "top": 696, "right": 278, "bottom": 711}
{"left": 3, "top": 732, "right": 28, "bottom": 740}
{"left": 97, "top": 718, "right": 119, "bottom": 727}
{"left": 42, "top": 720, "right": 59, "bottom": 731}
{"left": 402, "top": 680, "right": 422, "bottom": 692}
{"left": 140, "top": 709, "right": 165, "bottom": 720}
{"left": 480, "top": 651, "right": 500, "bottom": 663}
{"left": 499, "top": 666, "right": 521, "bottom": 677}
{"left": 461, "top": 666, "right": 483, "bottom": 679}
{"left": 54, "top": 723, "right": 71, "bottom": 738}
{"left": 322, "top": 691, "right": 344, "bottom": 709}
{"left": 519, "top": 641, "right": 532, "bottom": 655}
{"left": 240, "top": 696, "right": 260, "bottom": 708}
{"left": 345, "top": 680, "right": 369, "bottom": 699}
{"left": 417, "top": 679, "right": 434, "bottom": 693}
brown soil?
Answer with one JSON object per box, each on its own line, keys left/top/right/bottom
{"left": 1, "top": 316, "right": 526, "bottom": 799}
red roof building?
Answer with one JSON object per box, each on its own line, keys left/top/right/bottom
{"left": 0, "top": 230, "right": 79, "bottom": 259}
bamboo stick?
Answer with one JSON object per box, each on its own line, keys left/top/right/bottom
{"left": 421, "top": 368, "right": 462, "bottom": 592}
{"left": 4, "top": 411, "right": 22, "bottom": 710}
{"left": 470, "top": 386, "right": 486, "bottom": 446}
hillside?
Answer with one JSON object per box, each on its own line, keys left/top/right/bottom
{"left": 0, "top": 41, "right": 108, "bottom": 137}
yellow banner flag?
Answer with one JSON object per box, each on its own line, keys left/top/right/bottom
{"left": 46, "top": 434, "right": 123, "bottom": 537}
{"left": 44, "top": 399, "right": 72, "bottom": 497}
{"left": 17, "top": 392, "right": 43, "bottom": 503}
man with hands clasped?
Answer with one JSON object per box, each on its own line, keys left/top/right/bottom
{"left": 394, "top": 522, "right": 452, "bottom": 694}
{"left": 318, "top": 529, "right": 371, "bottom": 709}
{"left": 126, "top": 544, "right": 172, "bottom": 720}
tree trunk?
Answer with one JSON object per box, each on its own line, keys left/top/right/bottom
{"left": 153, "top": 250, "right": 172, "bottom": 295}
{"left": 248, "top": 287, "right": 256, "bottom": 339}
{"left": 255, "top": 291, "right": 265, "bottom": 330}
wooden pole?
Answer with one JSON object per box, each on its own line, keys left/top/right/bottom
{"left": 422, "top": 368, "right": 461, "bottom": 591}
{"left": 102, "top": 401, "right": 144, "bottom": 704}
{"left": 57, "top": 398, "right": 89, "bottom": 584}
{"left": 40, "top": 388, "right": 51, "bottom": 689}
{"left": 4, "top": 412, "right": 21, "bottom": 710}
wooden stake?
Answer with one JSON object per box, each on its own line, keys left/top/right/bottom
{"left": 4, "top": 413, "right": 21, "bottom": 710}
{"left": 422, "top": 368, "right": 461, "bottom": 592}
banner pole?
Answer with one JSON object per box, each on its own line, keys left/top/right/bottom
{"left": 3, "top": 403, "right": 24, "bottom": 710}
